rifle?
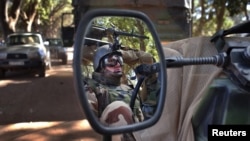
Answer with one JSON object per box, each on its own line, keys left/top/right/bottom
{"left": 86, "top": 25, "right": 149, "bottom": 51}
{"left": 134, "top": 21, "right": 250, "bottom": 122}
{"left": 135, "top": 20, "right": 250, "bottom": 91}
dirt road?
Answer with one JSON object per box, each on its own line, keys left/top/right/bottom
{"left": 0, "top": 60, "right": 102, "bottom": 141}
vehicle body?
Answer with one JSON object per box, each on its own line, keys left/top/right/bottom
{"left": 73, "top": 9, "right": 250, "bottom": 141}
{"left": 62, "top": 0, "right": 192, "bottom": 47}
{"left": 45, "top": 38, "right": 68, "bottom": 64}
{"left": 0, "top": 39, "right": 5, "bottom": 47}
{"left": 0, "top": 32, "right": 51, "bottom": 78}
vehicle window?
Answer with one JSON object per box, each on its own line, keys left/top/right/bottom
{"left": 7, "top": 35, "right": 40, "bottom": 45}
{"left": 47, "top": 39, "right": 63, "bottom": 46}
{"left": 7, "top": 36, "right": 22, "bottom": 45}
{"left": 31, "top": 35, "right": 40, "bottom": 44}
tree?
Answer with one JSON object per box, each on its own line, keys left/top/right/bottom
{"left": 192, "top": 0, "right": 250, "bottom": 36}
{"left": 227, "top": 0, "right": 249, "bottom": 20}
{"left": 37, "top": 0, "right": 72, "bottom": 38}
{"left": 0, "top": 0, "right": 72, "bottom": 40}
{"left": 0, "top": 0, "right": 22, "bottom": 40}
{"left": 19, "top": 0, "right": 39, "bottom": 32}
{"left": 92, "top": 16, "right": 157, "bottom": 57}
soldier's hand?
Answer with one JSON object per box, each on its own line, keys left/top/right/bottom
{"left": 134, "top": 63, "right": 160, "bottom": 76}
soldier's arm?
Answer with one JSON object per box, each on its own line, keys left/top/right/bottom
{"left": 84, "top": 79, "right": 100, "bottom": 116}
{"left": 120, "top": 49, "right": 154, "bottom": 66}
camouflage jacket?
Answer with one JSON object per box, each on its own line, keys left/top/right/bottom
{"left": 85, "top": 78, "right": 144, "bottom": 122}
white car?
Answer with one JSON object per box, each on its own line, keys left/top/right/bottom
{"left": 0, "top": 32, "right": 51, "bottom": 78}
{"left": 45, "top": 38, "right": 68, "bottom": 64}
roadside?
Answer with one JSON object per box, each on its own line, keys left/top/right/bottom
{"left": 0, "top": 53, "right": 102, "bottom": 141}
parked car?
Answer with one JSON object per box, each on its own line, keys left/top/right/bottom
{"left": 0, "top": 40, "right": 5, "bottom": 47}
{"left": 0, "top": 32, "right": 51, "bottom": 78}
{"left": 45, "top": 38, "right": 68, "bottom": 64}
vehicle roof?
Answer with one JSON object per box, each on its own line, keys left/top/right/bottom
{"left": 45, "top": 38, "right": 62, "bottom": 40}
{"left": 7, "top": 32, "right": 42, "bottom": 37}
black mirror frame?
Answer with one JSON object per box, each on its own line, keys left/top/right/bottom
{"left": 73, "top": 8, "right": 167, "bottom": 135}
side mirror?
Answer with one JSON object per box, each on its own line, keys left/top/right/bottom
{"left": 73, "top": 9, "right": 167, "bottom": 135}
{"left": 44, "top": 41, "right": 49, "bottom": 46}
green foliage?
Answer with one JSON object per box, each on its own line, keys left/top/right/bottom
{"left": 37, "top": 0, "right": 72, "bottom": 25}
{"left": 92, "top": 16, "right": 158, "bottom": 61}
{"left": 87, "top": 16, "right": 160, "bottom": 80}
{"left": 37, "top": 0, "right": 52, "bottom": 23}
{"left": 227, "top": 0, "right": 248, "bottom": 17}
{"left": 193, "top": 0, "right": 249, "bottom": 36}
{"left": 193, "top": 10, "right": 234, "bottom": 36}
{"left": 15, "top": 0, "right": 72, "bottom": 36}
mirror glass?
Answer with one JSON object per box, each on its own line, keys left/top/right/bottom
{"left": 79, "top": 16, "right": 161, "bottom": 128}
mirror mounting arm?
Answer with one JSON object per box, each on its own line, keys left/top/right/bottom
{"left": 130, "top": 75, "right": 145, "bottom": 110}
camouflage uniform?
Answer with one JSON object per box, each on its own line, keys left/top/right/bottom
{"left": 140, "top": 73, "right": 160, "bottom": 120}
{"left": 84, "top": 44, "right": 159, "bottom": 141}
{"left": 85, "top": 74, "right": 144, "bottom": 123}
{"left": 85, "top": 73, "right": 142, "bottom": 141}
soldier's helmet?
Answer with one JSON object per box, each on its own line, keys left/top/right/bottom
{"left": 93, "top": 44, "right": 122, "bottom": 72}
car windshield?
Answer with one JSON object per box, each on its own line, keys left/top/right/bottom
{"left": 46, "top": 39, "right": 63, "bottom": 46}
{"left": 7, "top": 34, "right": 40, "bottom": 46}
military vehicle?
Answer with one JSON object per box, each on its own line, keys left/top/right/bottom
{"left": 72, "top": 8, "right": 250, "bottom": 141}
{"left": 62, "top": 0, "right": 192, "bottom": 47}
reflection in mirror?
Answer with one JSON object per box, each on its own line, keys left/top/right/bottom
{"left": 81, "top": 16, "right": 161, "bottom": 129}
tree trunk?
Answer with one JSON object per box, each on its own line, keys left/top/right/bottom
{"left": 195, "top": 0, "right": 205, "bottom": 35}
{"left": 0, "top": 0, "right": 22, "bottom": 40}
{"left": 214, "top": 0, "right": 226, "bottom": 32}
{"left": 20, "top": 0, "right": 38, "bottom": 32}
{"left": 136, "top": 19, "right": 146, "bottom": 51}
